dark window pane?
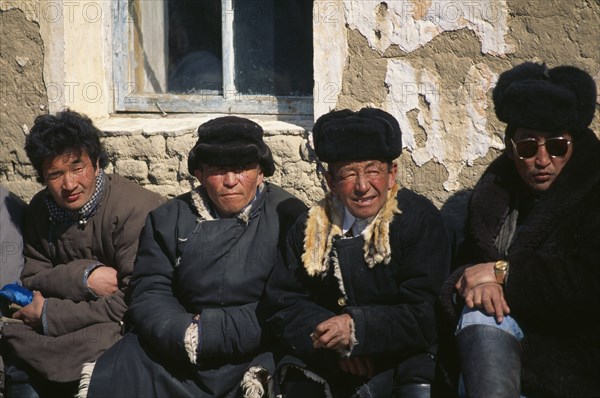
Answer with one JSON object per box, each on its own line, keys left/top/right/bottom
{"left": 233, "top": 0, "right": 313, "bottom": 96}
{"left": 168, "top": 0, "right": 222, "bottom": 93}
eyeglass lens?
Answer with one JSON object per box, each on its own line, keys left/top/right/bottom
{"left": 515, "top": 138, "right": 570, "bottom": 159}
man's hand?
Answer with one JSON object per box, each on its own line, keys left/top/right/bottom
{"left": 464, "top": 282, "right": 510, "bottom": 323}
{"left": 311, "top": 314, "right": 353, "bottom": 351}
{"left": 455, "top": 262, "right": 497, "bottom": 297}
{"left": 13, "top": 291, "right": 45, "bottom": 330}
{"left": 87, "top": 266, "right": 118, "bottom": 297}
{"left": 338, "top": 357, "right": 374, "bottom": 378}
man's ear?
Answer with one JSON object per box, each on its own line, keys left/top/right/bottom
{"left": 256, "top": 168, "right": 264, "bottom": 185}
{"left": 193, "top": 169, "right": 203, "bottom": 182}
{"left": 388, "top": 162, "right": 398, "bottom": 187}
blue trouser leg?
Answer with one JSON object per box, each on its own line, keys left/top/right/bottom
{"left": 456, "top": 307, "right": 523, "bottom": 398}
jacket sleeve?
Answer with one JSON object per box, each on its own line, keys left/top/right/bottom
{"left": 344, "top": 201, "right": 451, "bottom": 357}
{"left": 22, "top": 189, "right": 161, "bottom": 336}
{"left": 198, "top": 301, "right": 263, "bottom": 360}
{"left": 127, "top": 209, "right": 195, "bottom": 363}
{"left": 265, "top": 216, "right": 338, "bottom": 361}
{"left": 21, "top": 205, "right": 95, "bottom": 302}
{"left": 41, "top": 212, "right": 138, "bottom": 335}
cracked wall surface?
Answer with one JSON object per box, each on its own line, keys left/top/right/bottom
{"left": 0, "top": 6, "right": 47, "bottom": 199}
{"left": 1, "top": 1, "right": 600, "bottom": 207}
{"left": 315, "top": 0, "right": 600, "bottom": 206}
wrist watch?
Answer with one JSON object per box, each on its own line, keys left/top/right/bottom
{"left": 494, "top": 260, "right": 509, "bottom": 284}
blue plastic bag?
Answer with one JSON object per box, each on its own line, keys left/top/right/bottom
{"left": 0, "top": 283, "right": 33, "bottom": 307}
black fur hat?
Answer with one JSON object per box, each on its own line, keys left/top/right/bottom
{"left": 493, "top": 62, "right": 597, "bottom": 137}
{"left": 187, "top": 116, "right": 275, "bottom": 176}
{"left": 312, "top": 108, "right": 402, "bottom": 163}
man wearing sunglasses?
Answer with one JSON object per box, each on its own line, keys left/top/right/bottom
{"left": 441, "top": 62, "right": 600, "bottom": 397}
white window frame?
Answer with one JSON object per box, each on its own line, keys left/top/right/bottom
{"left": 112, "top": 0, "right": 313, "bottom": 115}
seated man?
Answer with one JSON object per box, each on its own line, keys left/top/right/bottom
{"left": 265, "top": 108, "right": 451, "bottom": 397}
{"left": 440, "top": 62, "right": 600, "bottom": 397}
{"left": 1, "top": 110, "right": 163, "bottom": 397}
{"left": 0, "top": 185, "right": 26, "bottom": 289}
{"left": 83, "top": 117, "right": 307, "bottom": 397}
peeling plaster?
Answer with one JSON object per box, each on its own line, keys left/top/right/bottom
{"left": 385, "top": 59, "right": 506, "bottom": 192}
{"left": 463, "top": 63, "right": 503, "bottom": 165}
{"left": 314, "top": 0, "right": 348, "bottom": 119}
{"left": 384, "top": 59, "right": 446, "bottom": 167}
{"left": 343, "top": 0, "right": 512, "bottom": 55}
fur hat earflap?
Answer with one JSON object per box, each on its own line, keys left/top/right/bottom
{"left": 312, "top": 108, "right": 402, "bottom": 163}
{"left": 188, "top": 116, "right": 275, "bottom": 176}
{"left": 493, "top": 62, "right": 597, "bottom": 138}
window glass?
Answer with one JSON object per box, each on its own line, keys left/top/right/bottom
{"left": 233, "top": 0, "right": 313, "bottom": 96}
{"left": 168, "top": 1, "right": 223, "bottom": 94}
{"left": 116, "top": 0, "right": 313, "bottom": 114}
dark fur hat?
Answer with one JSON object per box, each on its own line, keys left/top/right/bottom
{"left": 187, "top": 116, "right": 275, "bottom": 176}
{"left": 312, "top": 108, "right": 402, "bottom": 163}
{"left": 493, "top": 62, "right": 597, "bottom": 137}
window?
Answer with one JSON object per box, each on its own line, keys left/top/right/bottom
{"left": 113, "top": 0, "right": 314, "bottom": 115}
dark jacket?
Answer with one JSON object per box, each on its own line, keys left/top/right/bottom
{"left": 3, "top": 174, "right": 162, "bottom": 382}
{"left": 87, "top": 183, "right": 306, "bottom": 397}
{"left": 441, "top": 129, "right": 600, "bottom": 397}
{"left": 266, "top": 186, "right": 450, "bottom": 395}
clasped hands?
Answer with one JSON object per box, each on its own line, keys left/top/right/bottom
{"left": 310, "top": 313, "right": 374, "bottom": 378}
{"left": 455, "top": 262, "right": 510, "bottom": 323}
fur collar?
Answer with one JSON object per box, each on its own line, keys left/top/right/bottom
{"left": 190, "top": 184, "right": 264, "bottom": 224}
{"left": 302, "top": 184, "right": 401, "bottom": 276}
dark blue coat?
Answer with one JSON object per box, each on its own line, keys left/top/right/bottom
{"left": 88, "top": 183, "right": 306, "bottom": 397}
{"left": 265, "top": 187, "right": 450, "bottom": 396}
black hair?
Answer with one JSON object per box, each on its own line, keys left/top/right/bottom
{"left": 25, "top": 110, "right": 109, "bottom": 183}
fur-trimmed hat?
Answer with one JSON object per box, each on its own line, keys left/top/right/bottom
{"left": 312, "top": 108, "right": 402, "bottom": 163}
{"left": 493, "top": 62, "right": 597, "bottom": 137}
{"left": 187, "top": 116, "right": 275, "bottom": 176}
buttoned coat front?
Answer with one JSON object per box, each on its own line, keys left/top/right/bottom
{"left": 87, "top": 183, "right": 306, "bottom": 397}
{"left": 266, "top": 187, "right": 450, "bottom": 395}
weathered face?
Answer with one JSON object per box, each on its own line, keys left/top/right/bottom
{"left": 508, "top": 128, "right": 574, "bottom": 192}
{"left": 194, "top": 162, "right": 264, "bottom": 217}
{"left": 43, "top": 151, "right": 100, "bottom": 211}
{"left": 326, "top": 159, "right": 397, "bottom": 219}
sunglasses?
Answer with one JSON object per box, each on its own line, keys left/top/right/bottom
{"left": 510, "top": 137, "right": 572, "bottom": 159}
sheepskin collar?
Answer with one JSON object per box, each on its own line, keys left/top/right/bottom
{"left": 190, "top": 184, "right": 264, "bottom": 224}
{"left": 302, "top": 184, "right": 401, "bottom": 276}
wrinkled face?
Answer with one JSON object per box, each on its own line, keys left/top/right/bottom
{"left": 326, "top": 160, "right": 397, "bottom": 219}
{"left": 43, "top": 151, "right": 100, "bottom": 211}
{"left": 508, "top": 128, "right": 573, "bottom": 192}
{"left": 195, "top": 163, "right": 264, "bottom": 217}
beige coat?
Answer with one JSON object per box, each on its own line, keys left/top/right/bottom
{"left": 2, "top": 174, "right": 163, "bottom": 382}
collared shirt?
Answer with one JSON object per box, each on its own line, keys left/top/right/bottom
{"left": 342, "top": 207, "right": 375, "bottom": 237}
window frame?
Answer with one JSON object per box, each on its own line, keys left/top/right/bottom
{"left": 112, "top": 0, "right": 313, "bottom": 115}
